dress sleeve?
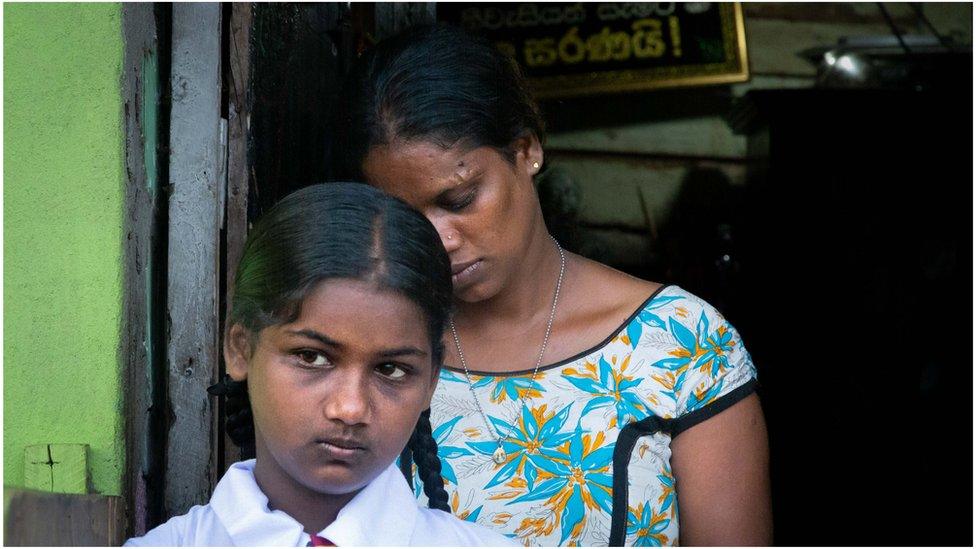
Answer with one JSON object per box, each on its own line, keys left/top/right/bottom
{"left": 668, "top": 294, "right": 758, "bottom": 436}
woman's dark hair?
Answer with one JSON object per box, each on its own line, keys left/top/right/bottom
{"left": 333, "top": 24, "right": 546, "bottom": 180}
{"left": 210, "top": 182, "right": 452, "bottom": 512}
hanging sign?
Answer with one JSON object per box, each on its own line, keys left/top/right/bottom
{"left": 437, "top": 2, "right": 749, "bottom": 98}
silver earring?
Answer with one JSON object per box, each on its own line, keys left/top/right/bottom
{"left": 532, "top": 162, "right": 540, "bottom": 169}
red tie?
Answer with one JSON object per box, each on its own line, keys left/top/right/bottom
{"left": 307, "top": 534, "right": 335, "bottom": 546}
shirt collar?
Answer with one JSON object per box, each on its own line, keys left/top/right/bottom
{"left": 210, "top": 460, "right": 307, "bottom": 546}
{"left": 319, "top": 461, "right": 419, "bottom": 546}
{"left": 209, "top": 459, "right": 419, "bottom": 546}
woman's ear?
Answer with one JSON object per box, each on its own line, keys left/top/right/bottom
{"left": 224, "top": 323, "right": 253, "bottom": 382}
{"left": 514, "top": 133, "right": 544, "bottom": 176}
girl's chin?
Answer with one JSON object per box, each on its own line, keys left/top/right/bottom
{"left": 297, "top": 463, "right": 377, "bottom": 496}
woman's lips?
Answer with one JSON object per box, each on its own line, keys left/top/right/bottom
{"left": 451, "top": 259, "right": 482, "bottom": 286}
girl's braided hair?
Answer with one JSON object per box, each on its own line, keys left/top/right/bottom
{"left": 210, "top": 182, "right": 451, "bottom": 512}
{"left": 407, "top": 409, "right": 451, "bottom": 511}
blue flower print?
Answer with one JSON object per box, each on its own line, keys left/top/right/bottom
{"left": 624, "top": 294, "right": 685, "bottom": 349}
{"left": 693, "top": 312, "right": 735, "bottom": 377}
{"left": 434, "top": 416, "right": 474, "bottom": 485}
{"left": 439, "top": 369, "right": 469, "bottom": 384}
{"left": 657, "top": 465, "right": 675, "bottom": 514}
{"left": 627, "top": 502, "right": 671, "bottom": 546}
{"left": 563, "top": 355, "right": 650, "bottom": 428}
{"left": 510, "top": 424, "right": 615, "bottom": 544}
{"left": 486, "top": 375, "right": 547, "bottom": 403}
{"left": 468, "top": 373, "right": 547, "bottom": 404}
{"left": 652, "top": 311, "right": 736, "bottom": 378}
{"left": 685, "top": 377, "right": 726, "bottom": 413}
{"left": 439, "top": 370, "right": 547, "bottom": 404}
{"left": 450, "top": 490, "right": 484, "bottom": 523}
{"left": 466, "top": 403, "right": 575, "bottom": 490}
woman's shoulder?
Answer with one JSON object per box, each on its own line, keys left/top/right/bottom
{"left": 572, "top": 253, "right": 661, "bottom": 303}
{"left": 561, "top": 255, "right": 748, "bottom": 362}
{"left": 565, "top": 254, "right": 673, "bottom": 337}
{"left": 570, "top": 254, "right": 728, "bottom": 324}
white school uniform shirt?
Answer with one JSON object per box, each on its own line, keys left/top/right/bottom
{"left": 125, "top": 459, "right": 514, "bottom": 547}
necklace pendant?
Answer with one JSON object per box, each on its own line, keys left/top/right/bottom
{"left": 492, "top": 447, "right": 507, "bottom": 464}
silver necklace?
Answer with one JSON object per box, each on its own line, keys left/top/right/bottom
{"left": 449, "top": 236, "right": 566, "bottom": 465}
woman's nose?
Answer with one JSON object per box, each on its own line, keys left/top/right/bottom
{"left": 438, "top": 225, "right": 462, "bottom": 254}
{"left": 323, "top": 370, "right": 370, "bottom": 426}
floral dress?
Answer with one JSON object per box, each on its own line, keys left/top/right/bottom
{"left": 404, "top": 285, "right": 757, "bottom": 546}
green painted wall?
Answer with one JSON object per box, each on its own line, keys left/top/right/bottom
{"left": 3, "top": 3, "right": 126, "bottom": 496}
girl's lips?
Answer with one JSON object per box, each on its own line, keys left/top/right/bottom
{"left": 451, "top": 259, "right": 482, "bottom": 287}
{"left": 316, "top": 438, "right": 366, "bottom": 460}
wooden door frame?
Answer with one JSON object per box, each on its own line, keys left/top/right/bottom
{"left": 162, "top": 1, "right": 223, "bottom": 520}
{"left": 120, "top": 2, "right": 166, "bottom": 537}
{"left": 156, "top": 0, "right": 255, "bottom": 521}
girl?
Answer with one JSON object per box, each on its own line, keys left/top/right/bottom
{"left": 126, "top": 183, "right": 512, "bottom": 546}
{"left": 331, "top": 25, "right": 773, "bottom": 546}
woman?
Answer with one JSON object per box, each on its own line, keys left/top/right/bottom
{"left": 333, "top": 25, "right": 772, "bottom": 546}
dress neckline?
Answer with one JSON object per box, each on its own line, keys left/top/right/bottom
{"left": 441, "top": 284, "right": 674, "bottom": 378}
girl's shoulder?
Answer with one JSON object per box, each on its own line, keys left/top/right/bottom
{"left": 123, "top": 504, "right": 229, "bottom": 546}
{"left": 413, "top": 507, "right": 518, "bottom": 546}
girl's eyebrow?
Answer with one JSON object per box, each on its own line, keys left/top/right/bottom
{"left": 285, "top": 329, "right": 428, "bottom": 358}
{"left": 286, "top": 329, "right": 339, "bottom": 347}
{"left": 377, "top": 347, "right": 429, "bottom": 359}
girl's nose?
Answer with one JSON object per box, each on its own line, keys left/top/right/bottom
{"left": 324, "top": 370, "right": 370, "bottom": 425}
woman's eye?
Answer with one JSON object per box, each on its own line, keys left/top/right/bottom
{"left": 297, "top": 350, "right": 329, "bottom": 367}
{"left": 444, "top": 189, "right": 477, "bottom": 212}
{"left": 376, "top": 363, "right": 408, "bottom": 380}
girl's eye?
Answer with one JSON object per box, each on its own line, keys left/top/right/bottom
{"left": 296, "top": 350, "right": 329, "bottom": 367}
{"left": 375, "top": 363, "right": 408, "bottom": 380}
